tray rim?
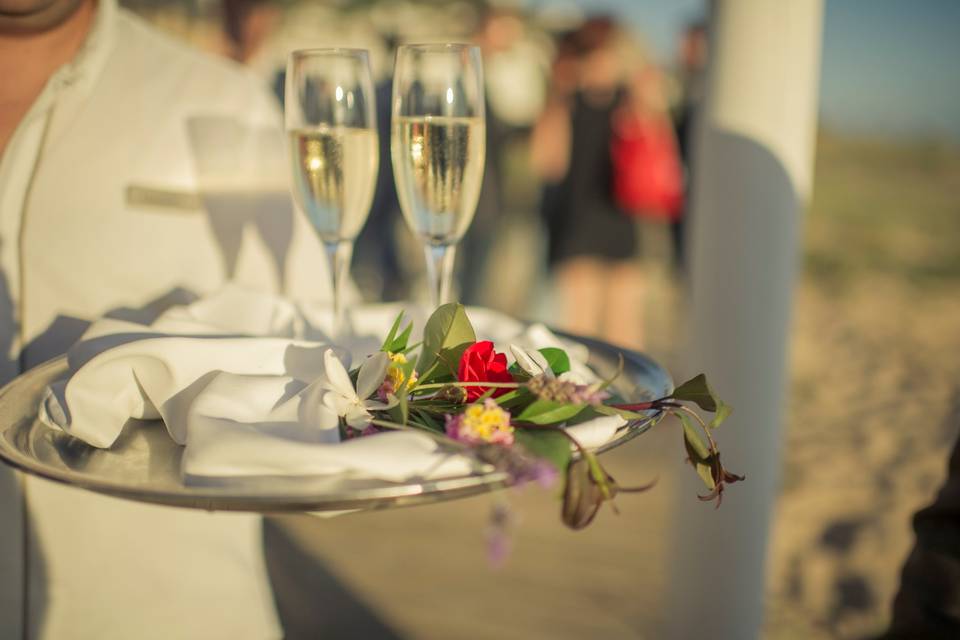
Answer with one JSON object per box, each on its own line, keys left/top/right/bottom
{"left": 0, "top": 331, "right": 672, "bottom": 513}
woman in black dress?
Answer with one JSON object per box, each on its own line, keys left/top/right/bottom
{"left": 531, "top": 19, "right": 645, "bottom": 348}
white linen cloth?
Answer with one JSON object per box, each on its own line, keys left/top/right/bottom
{"left": 40, "top": 286, "right": 625, "bottom": 485}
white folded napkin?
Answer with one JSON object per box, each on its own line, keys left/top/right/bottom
{"left": 182, "top": 372, "right": 474, "bottom": 482}
{"left": 39, "top": 286, "right": 625, "bottom": 484}
{"left": 42, "top": 335, "right": 331, "bottom": 448}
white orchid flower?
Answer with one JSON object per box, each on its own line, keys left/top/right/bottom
{"left": 319, "top": 349, "right": 395, "bottom": 431}
{"left": 509, "top": 344, "right": 553, "bottom": 378}
{"left": 510, "top": 344, "right": 593, "bottom": 386}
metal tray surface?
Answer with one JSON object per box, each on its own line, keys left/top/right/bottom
{"left": 0, "top": 333, "right": 671, "bottom": 513}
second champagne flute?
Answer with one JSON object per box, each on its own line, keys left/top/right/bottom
{"left": 391, "top": 43, "right": 485, "bottom": 308}
{"left": 285, "top": 48, "right": 378, "bottom": 336}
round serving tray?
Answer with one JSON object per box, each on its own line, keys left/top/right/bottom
{"left": 0, "top": 333, "right": 671, "bottom": 513}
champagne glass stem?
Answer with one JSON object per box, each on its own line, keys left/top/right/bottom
{"left": 324, "top": 240, "right": 353, "bottom": 337}
{"left": 424, "top": 243, "right": 456, "bottom": 308}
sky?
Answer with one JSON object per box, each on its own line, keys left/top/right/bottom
{"left": 526, "top": 0, "right": 960, "bottom": 142}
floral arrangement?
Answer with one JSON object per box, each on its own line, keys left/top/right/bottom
{"left": 326, "top": 303, "right": 742, "bottom": 536}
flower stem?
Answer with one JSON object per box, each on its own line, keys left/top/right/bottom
{"left": 369, "top": 418, "right": 468, "bottom": 450}
{"left": 413, "top": 381, "right": 522, "bottom": 391}
{"left": 672, "top": 404, "right": 719, "bottom": 454}
{"left": 611, "top": 401, "right": 656, "bottom": 411}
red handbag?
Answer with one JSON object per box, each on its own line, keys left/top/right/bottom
{"left": 610, "top": 115, "right": 685, "bottom": 221}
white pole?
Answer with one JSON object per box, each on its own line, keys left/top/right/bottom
{"left": 665, "top": 1, "right": 823, "bottom": 638}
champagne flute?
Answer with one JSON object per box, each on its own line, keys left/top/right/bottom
{"left": 390, "top": 43, "right": 485, "bottom": 308}
{"left": 285, "top": 48, "right": 378, "bottom": 336}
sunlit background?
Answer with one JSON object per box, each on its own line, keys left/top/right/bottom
{"left": 122, "top": 1, "right": 960, "bottom": 637}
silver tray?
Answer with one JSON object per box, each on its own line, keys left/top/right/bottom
{"left": 0, "top": 333, "right": 671, "bottom": 513}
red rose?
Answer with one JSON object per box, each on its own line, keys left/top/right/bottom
{"left": 457, "top": 341, "right": 513, "bottom": 401}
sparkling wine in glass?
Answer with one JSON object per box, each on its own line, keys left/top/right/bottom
{"left": 286, "top": 48, "right": 378, "bottom": 335}
{"left": 391, "top": 43, "right": 485, "bottom": 308}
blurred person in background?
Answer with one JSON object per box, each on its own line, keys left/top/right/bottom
{"left": 354, "top": 31, "right": 409, "bottom": 302}
{"left": 609, "top": 54, "right": 684, "bottom": 257}
{"left": 468, "top": 5, "right": 551, "bottom": 315}
{"left": 0, "top": 0, "right": 329, "bottom": 636}
{"left": 670, "top": 19, "right": 708, "bottom": 274}
{"left": 531, "top": 18, "right": 665, "bottom": 349}
{"left": 880, "top": 430, "right": 960, "bottom": 639}
{"left": 221, "top": 0, "right": 280, "bottom": 65}
{"left": 353, "top": 3, "right": 537, "bottom": 307}
{"left": 458, "top": 3, "right": 526, "bottom": 306}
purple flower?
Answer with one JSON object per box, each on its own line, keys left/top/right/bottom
{"left": 531, "top": 460, "right": 561, "bottom": 488}
{"left": 511, "top": 458, "right": 560, "bottom": 489}
{"left": 525, "top": 375, "right": 610, "bottom": 406}
{"left": 473, "top": 444, "right": 561, "bottom": 490}
{"left": 486, "top": 502, "right": 514, "bottom": 568}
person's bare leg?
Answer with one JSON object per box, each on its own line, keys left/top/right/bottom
{"left": 555, "top": 257, "right": 605, "bottom": 338}
{"left": 603, "top": 260, "right": 645, "bottom": 350}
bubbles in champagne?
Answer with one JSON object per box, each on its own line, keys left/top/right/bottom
{"left": 289, "top": 126, "right": 378, "bottom": 243}
{"left": 391, "top": 115, "right": 485, "bottom": 245}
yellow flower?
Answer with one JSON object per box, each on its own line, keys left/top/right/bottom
{"left": 445, "top": 399, "right": 514, "bottom": 445}
{"left": 386, "top": 352, "right": 417, "bottom": 391}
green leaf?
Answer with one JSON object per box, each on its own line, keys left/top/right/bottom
{"left": 678, "top": 412, "right": 711, "bottom": 459}
{"left": 507, "top": 362, "right": 532, "bottom": 380}
{"left": 670, "top": 373, "right": 720, "bottom": 412}
{"left": 414, "top": 361, "right": 444, "bottom": 387}
{"left": 381, "top": 312, "right": 404, "bottom": 351}
{"left": 399, "top": 358, "right": 417, "bottom": 384}
{"left": 386, "top": 404, "right": 404, "bottom": 425}
{"left": 690, "top": 454, "right": 716, "bottom": 489}
{"left": 561, "top": 458, "right": 601, "bottom": 529}
{"left": 683, "top": 440, "right": 716, "bottom": 490}
{"left": 709, "top": 400, "right": 733, "bottom": 429}
{"left": 678, "top": 413, "right": 715, "bottom": 489}
{"left": 584, "top": 452, "right": 613, "bottom": 500}
{"left": 592, "top": 403, "right": 648, "bottom": 421}
{"left": 412, "top": 409, "right": 442, "bottom": 433}
{"left": 495, "top": 388, "right": 532, "bottom": 411}
{"left": 397, "top": 378, "right": 410, "bottom": 426}
{"left": 417, "top": 303, "right": 476, "bottom": 377}
{"left": 391, "top": 323, "right": 414, "bottom": 354}
{"left": 563, "top": 406, "right": 601, "bottom": 425}
{"left": 381, "top": 312, "right": 415, "bottom": 354}
{"left": 538, "top": 347, "right": 571, "bottom": 375}
{"left": 474, "top": 387, "right": 497, "bottom": 402}
{"left": 516, "top": 399, "right": 586, "bottom": 425}
{"left": 514, "top": 428, "right": 571, "bottom": 472}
